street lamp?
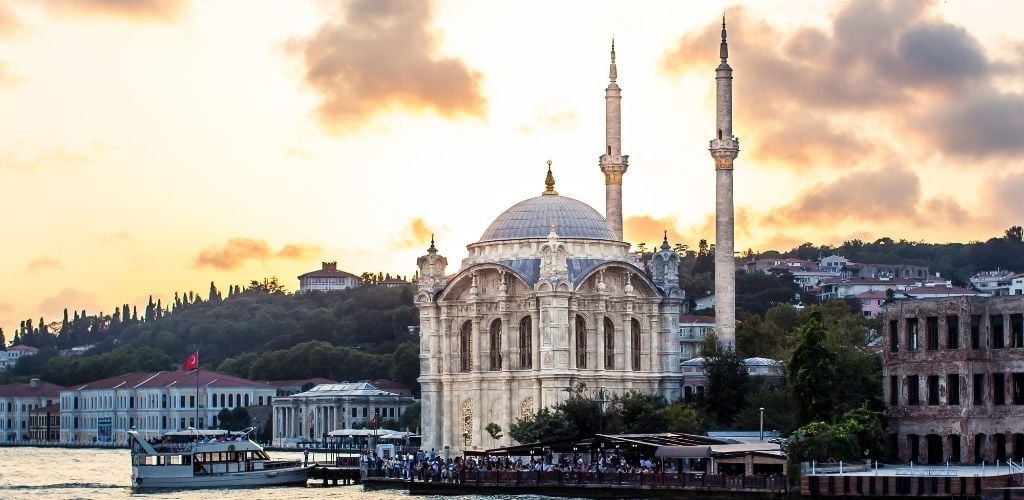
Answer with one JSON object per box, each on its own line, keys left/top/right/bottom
{"left": 759, "top": 407, "right": 765, "bottom": 441}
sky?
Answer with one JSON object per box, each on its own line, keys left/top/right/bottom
{"left": 1, "top": 0, "right": 1022, "bottom": 334}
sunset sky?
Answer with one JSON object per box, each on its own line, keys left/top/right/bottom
{"left": 1, "top": 0, "right": 1022, "bottom": 334}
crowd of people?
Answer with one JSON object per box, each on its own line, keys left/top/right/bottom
{"left": 362, "top": 448, "right": 679, "bottom": 483}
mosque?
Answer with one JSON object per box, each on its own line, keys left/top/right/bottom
{"left": 415, "top": 23, "right": 739, "bottom": 452}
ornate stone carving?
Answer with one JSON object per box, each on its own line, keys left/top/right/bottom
{"left": 624, "top": 272, "right": 635, "bottom": 295}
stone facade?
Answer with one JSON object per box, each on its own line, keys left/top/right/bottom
{"left": 882, "top": 296, "right": 1024, "bottom": 464}
{"left": 416, "top": 225, "right": 684, "bottom": 452}
{"left": 415, "top": 46, "right": 685, "bottom": 451}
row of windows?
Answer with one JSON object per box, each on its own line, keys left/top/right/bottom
{"left": 0, "top": 402, "right": 50, "bottom": 413}
{"left": 889, "top": 314, "right": 1024, "bottom": 352}
{"left": 457, "top": 316, "right": 644, "bottom": 373}
{"left": 64, "top": 393, "right": 271, "bottom": 411}
{"left": 890, "top": 372, "right": 1024, "bottom": 406}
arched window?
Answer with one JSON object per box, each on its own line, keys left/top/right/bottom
{"left": 604, "top": 318, "right": 615, "bottom": 369}
{"left": 631, "top": 318, "right": 641, "bottom": 371}
{"left": 519, "top": 317, "right": 532, "bottom": 369}
{"left": 489, "top": 319, "right": 502, "bottom": 371}
{"left": 459, "top": 321, "right": 473, "bottom": 373}
{"left": 575, "top": 316, "right": 587, "bottom": 369}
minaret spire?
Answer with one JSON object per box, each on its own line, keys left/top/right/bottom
{"left": 710, "top": 15, "right": 740, "bottom": 350}
{"left": 609, "top": 37, "right": 617, "bottom": 82}
{"left": 599, "top": 38, "right": 629, "bottom": 241}
{"left": 720, "top": 16, "right": 729, "bottom": 63}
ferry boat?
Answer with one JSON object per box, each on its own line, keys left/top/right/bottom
{"left": 128, "top": 427, "right": 312, "bottom": 490}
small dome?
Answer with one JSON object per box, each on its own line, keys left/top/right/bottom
{"left": 743, "top": 357, "right": 782, "bottom": 367}
{"left": 478, "top": 195, "right": 617, "bottom": 243}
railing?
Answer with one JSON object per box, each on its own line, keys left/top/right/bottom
{"left": 422, "top": 470, "right": 787, "bottom": 493}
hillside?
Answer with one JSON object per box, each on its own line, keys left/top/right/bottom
{"left": 5, "top": 284, "right": 420, "bottom": 391}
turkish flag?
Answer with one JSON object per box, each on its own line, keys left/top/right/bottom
{"left": 182, "top": 351, "right": 199, "bottom": 371}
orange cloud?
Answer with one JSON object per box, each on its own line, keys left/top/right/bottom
{"left": 289, "top": 0, "right": 486, "bottom": 134}
{"left": 623, "top": 215, "right": 687, "bottom": 248}
{"left": 46, "top": 0, "right": 189, "bottom": 22}
{"left": 26, "top": 256, "right": 63, "bottom": 274}
{"left": 277, "top": 243, "right": 320, "bottom": 260}
{"left": 391, "top": 218, "right": 447, "bottom": 249}
{"left": 194, "top": 238, "right": 322, "bottom": 270}
{"left": 0, "top": 3, "right": 24, "bottom": 38}
{"left": 37, "top": 288, "right": 101, "bottom": 320}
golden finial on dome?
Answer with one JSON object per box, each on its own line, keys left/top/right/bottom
{"left": 542, "top": 159, "right": 558, "bottom": 196}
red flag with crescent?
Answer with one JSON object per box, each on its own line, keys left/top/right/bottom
{"left": 182, "top": 351, "right": 199, "bottom": 371}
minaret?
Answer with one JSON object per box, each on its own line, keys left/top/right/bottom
{"left": 709, "top": 18, "right": 740, "bottom": 349}
{"left": 599, "top": 39, "right": 629, "bottom": 241}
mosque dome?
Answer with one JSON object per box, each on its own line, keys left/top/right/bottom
{"left": 478, "top": 195, "right": 617, "bottom": 243}
{"left": 477, "top": 162, "right": 617, "bottom": 243}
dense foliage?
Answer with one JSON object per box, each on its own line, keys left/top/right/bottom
{"left": 508, "top": 385, "right": 706, "bottom": 444}
{"left": 5, "top": 283, "right": 420, "bottom": 391}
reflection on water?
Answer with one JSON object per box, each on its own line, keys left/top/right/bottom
{"left": 0, "top": 447, "right": 566, "bottom": 500}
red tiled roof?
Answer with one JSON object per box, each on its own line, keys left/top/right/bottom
{"left": 0, "top": 380, "right": 65, "bottom": 398}
{"left": 69, "top": 370, "right": 272, "bottom": 391}
{"left": 297, "top": 269, "right": 360, "bottom": 279}
{"left": 854, "top": 291, "right": 889, "bottom": 299}
{"left": 8, "top": 345, "right": 38, "bottom": 353}
{"left": 30, "top": 402, "right": 60, "bottom": 414}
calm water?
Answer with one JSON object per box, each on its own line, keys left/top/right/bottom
{"left": 0, "top": 447, "right": 558, "bottom": 500}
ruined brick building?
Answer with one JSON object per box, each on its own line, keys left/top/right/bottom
{"left": 882, "top": 296, "right": 1024, "bottom": 464}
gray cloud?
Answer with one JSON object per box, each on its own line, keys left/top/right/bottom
{"left": 289, "top": 0, "right": 486, "bottom": 134}
{"left": 923, "top": 89, "right": 1024, "bottom": 158}
{"left": 661, "top": 0, "right": 1020, "bottom": 166}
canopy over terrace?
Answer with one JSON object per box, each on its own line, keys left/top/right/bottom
{"left": 484, "top": 433, "right": 726, "bottom": 457}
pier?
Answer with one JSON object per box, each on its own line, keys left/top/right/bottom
{"left": 308, "top": 465, "right": 361, "bottom": 486}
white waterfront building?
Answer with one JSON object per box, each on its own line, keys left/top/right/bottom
{"left": 0, "top": 378, "right": 63, "bottom": 442}
{"left": 59, "top": 370, "right": 276, "bottom": 444}
{"left": 271, "top": 382, "right": 416, "bottom": 447}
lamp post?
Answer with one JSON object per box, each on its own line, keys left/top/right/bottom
{"left": 759, "top": 407, "right": 765, "bottom": 441}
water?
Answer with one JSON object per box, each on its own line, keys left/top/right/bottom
{"left": 0, "top": 447, "right": 557, "bottom": 499}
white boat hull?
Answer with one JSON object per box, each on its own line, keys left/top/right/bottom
{"left": 132, "top": 466, "right": 312, "bottom": 490}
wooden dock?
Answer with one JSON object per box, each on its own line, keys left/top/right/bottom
{"left": 308, "top": 465, "right": 361, "bottom": 486}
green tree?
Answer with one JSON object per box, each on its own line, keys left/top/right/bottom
{"left": 789, "top": 312, "right": 836, "bottom": 424}
{"left": 508, "top": 407, "right": 571, "bottom": 444}
{"left": 390, "top": 341, "right": 420, "bottom": 393}
{"left": 701, "top": 331, "right": 748, "bottom": 427}
{"left": 611, "top": 391, "right": 667, "bottom": 433}
{"left": 399, "top": 401, "right": 421, "bottom": 432}
{"left": 660, "top": 402, "right": 704, "bottom": 434}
